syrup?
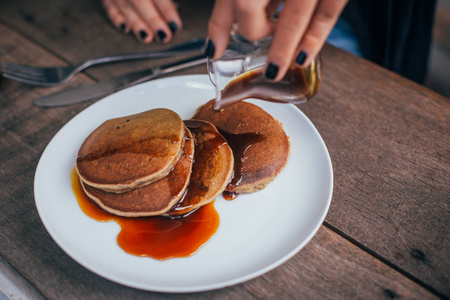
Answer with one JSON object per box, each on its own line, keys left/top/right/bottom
{"left": 169, "top": 120, "right": 228, "bottom": 216}
{"left": 222, "top": 191, "right": 238, "bottom": 201}
{"left": 218, "top": 64, "right": 319, "bottom": 108}
{"left": 76, "top": 135, "right": 179, "bottom": 163}
{"left": 70, "top": 167, "right": 219, "bottom": 260}
{"left": 217, "top": 128, "right": 265, "bottom": 191}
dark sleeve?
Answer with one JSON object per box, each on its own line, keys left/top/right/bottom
{"left": 342, "top": 0, "right": 438, "bottom": 84}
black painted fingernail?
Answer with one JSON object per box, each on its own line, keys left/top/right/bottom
{"left": 168, "top": 21, "right": 178, "bottom": 33}
{"left": 296, "top": 50, "right": 307, "bottom": 65}
{"left": 157, "top": 30, "right": 167, "bottom": 42}
{"left": 265, "top": 62, "right": 279, "bottom": 80}
{"left": 139, "top": 30, "right": 148, "bottom": 40}
{"left": 119, "top": 23, "right": 126, "bottom": 32}
{"left": 205, "top": 39, "right": 215, "bottom": 58}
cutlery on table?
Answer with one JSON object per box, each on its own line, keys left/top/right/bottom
{"left": 34, "top": 54, "right": 207, "bottom": 108}
{"left": 1, "top": 38, "right": 205, "bottom": 87}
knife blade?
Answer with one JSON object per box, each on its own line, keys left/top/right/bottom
{"left": 34, "top": 54, "right": 207, "bottom": 107}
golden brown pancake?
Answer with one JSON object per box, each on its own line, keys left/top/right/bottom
{"left": 81, "top": 128, "right": 194, "bottom": 217}
{"left": 76, "top": 108, "right": 185, "bottom": 193}
{"left": 167, "top": 120, "right": 233, "bottom": 217}
{"left": 192, "top": 100, "right": 290, "bottom": 193}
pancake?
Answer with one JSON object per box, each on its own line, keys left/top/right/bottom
{"left": 81, "top": 127, "right": 194, "bottom": 217}
{"left": 167, "top": 120, "right": 233, "bottom": 217}
{"left": 76, "top": 108, "right": 185, "bottom": 193}
{"left": 192, "top": 100, "right": 290, "bottom": 193}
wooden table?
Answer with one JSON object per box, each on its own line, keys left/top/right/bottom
{"left": 0, "top": 0, "right": 448, "bottom": 299}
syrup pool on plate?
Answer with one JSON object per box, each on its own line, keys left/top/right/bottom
{"left": 70, "top": 167, "right": 219, "bottom": 260}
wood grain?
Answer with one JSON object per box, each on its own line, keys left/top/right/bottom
{"left": 0, "top": 0, "right": 448, "bottom": 298}
{"left": 0, "top": 0, "right": 212, "bottom": 80}
{"left": 0, "top": 23, "right": 439, "bottom": 299}
{"left": 301, "top": 45, "right": 450, "bottom": 296}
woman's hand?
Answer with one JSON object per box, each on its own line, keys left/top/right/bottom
{"left": 206, "top": 0, "right": 348, "bottom": 81}
{"left": 101, "top": 0, "right": 182, "bottom": 44}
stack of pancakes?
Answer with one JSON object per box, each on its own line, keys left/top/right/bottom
{"left": 76, "top": 102, "right": 289, "bottom": 218}
{"left": 76, "top": 108, "right": 233, "bottom": 217}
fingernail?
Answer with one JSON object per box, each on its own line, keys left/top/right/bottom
{"left": 168, "top": 21, "right": 178, "bottom": 33}
{"left": 157, "top": 30, "right": 167, "bottom": 42}
{"left": 205, "top": 39, "right": 215, "bottom": 58}
{"left": 119, "top": 23, "right": 126, "bottom": 32}
{"left": 139, "top": 30, "right": 148, "bottom": 40}
{"left": 296, "top": 50, "right": 307, "bottom": 65}
{"left": 265, "top": 62, "right": 279, "bottom": 80}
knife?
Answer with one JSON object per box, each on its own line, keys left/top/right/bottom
{"left": 34, "top": 54, "right": 207, "bottom": 107}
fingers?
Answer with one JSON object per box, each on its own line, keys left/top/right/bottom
{"left": 207, "top": 0, "right": 347, "bottom": 81}
{"left": 207, "top": 0, "right": 278, "bottom": 60}
{"left": 153, "top": 0, "right": 182, "bottom": 34}
{"left": 206, "top": 0, "right": 234, "bottom": 59}
{"left": 266, "top": 0, "right": 348, "bottom": 80}
{"left": 233, "top": 0, "right": 274, "bottom": 41}
{"left": 101, "top": 0, "right": 129, "bottom": 33}
{"left": 112, "top": 0, "right": 152, "bottom": 43}
{"left": 103, "top": 0, "right": 182, "bottom": 44}
{"left": 265, "top": 0, "right": 318, "bottom": 80}
{"left": 294, "top": 0, "right": 348, "bottom": 67}
{"left": 128, "top": 0, "right": 172, "bottom": 43}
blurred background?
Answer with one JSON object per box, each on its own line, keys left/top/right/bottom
{"left": 426, "top": 0, "right": 450, "bottom": 97}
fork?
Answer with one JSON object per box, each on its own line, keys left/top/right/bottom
{"left": 1, "top": 38, "right": 205, "bottom": 87}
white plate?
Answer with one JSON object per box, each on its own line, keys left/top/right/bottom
{"left": 34, "top": 75, "right": 333, "bottom": 293}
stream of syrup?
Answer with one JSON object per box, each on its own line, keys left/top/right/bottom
{"left": 70, "top": 167, "right": 219, "bottom": 260}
